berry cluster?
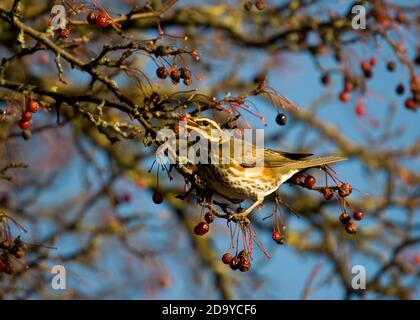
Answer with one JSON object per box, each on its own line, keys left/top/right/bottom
{"left": 287, "top": 171, "right": 363, "bottom": 234}
{"left": 0, "top": 237, "right": 27, "bottom": 275}
{"left": 86, "top": 11, "right": 110, "bottom": 27}
{"left": 193, "top": 212, "right": 214, "bottom": 236}
{"left": 222, "top": 250, "right": 251, "bottom": 272}
{"left": 18, "top": 100, "right": 39, "bottom": 131}
{"left": 156, "top": 65, "right": 193, "bottom": 86}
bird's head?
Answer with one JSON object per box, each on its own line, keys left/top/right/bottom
{"left": 185, "top": 117, "right": 228, "bottom": 143}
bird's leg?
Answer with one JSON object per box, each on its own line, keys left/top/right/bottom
{"left": 240, "top": 195, "right": 264, "bottom": 217}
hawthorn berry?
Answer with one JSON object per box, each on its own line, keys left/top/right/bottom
{"left": 229, "top": 256, "right": 240, "bottom": 270}
{"left": 96, "top": 14, "right": 110, "bottom": 27}
{"left": 0, "top": 240, "right": 10, "bottom": 249}
{"left": 396, "top": 83, "right": 405, "bottom": 95}
{"left": 272, "top": 230, "right": 281, "bottom": 242}
{"left": 345, "top": 221, "right": 357, "bottom": 234}
{"left": 18, "top": 119, "right": 31, "bottom": 130}
{"left": 304, "top": 175, "right": 316, "bottom": 189}
{"left": 239, "top": 259, "right": 251, "bottom": 272}
{"left": 183, "top": 78, "right": 192, "bottom": 86}
{"left": 194, "top": 221, "right": 209, "bottom": 236}
{"left": 204, "top": 212, "right": 214, "bottom": 224}
{"left": 152, "top": 191, "right": 163, "bottom": 204}
{"left": 179, "top": 67, "right": 191, "bottom": 80}
{"left": 338, "top": 182, "right": 352, "bottom": 197}
{"left": 386, "top": 61, "right": 396, "bottom": 71}
{"left": 369, "top": 57, "right": 377, "bottom": 66}
{"left": 352, "top": 210, "right": 364, "bottom": 221}
{"left": 4, "top": 263, "right": 14, "bottom": 275}
{"left": 275, "top": 113, "right": 287, "bottom": 126}
{"left": 289, "top": 172, "right": 304, "bottom": 184}
{"left": 150, "top": 92, "right": 161, "bottom": 105}
{"left": 21, "top": 111, "right": 32, "bottom": 122}
{"left": 170, "top": 68, "right": 181, "bottom": 84}
{"left": 404, "top": 98, "right": 417, "bottom": 111}
{"left": 87, "top": 11, "right": 98, "bottom": 25}
{"left": 222, "top": 252, "right": 232, "bottom": 265}
{"left": 339, "top": 212, "right": 351, "bottom": 224}
{"left": 360, "top": 60, "right": 370, "bottom": 72}
{"left": 343, "top": 81, "right": 354, "bottom": 93}
{"left": 26, "top": 100, "right": 39, "bottom": 113}
{"left": 339, "top": 91, "right": 350, "bottom": 103}
{"left": 156, "top": 66, "right": 168, "bottom": 79}
{"left": 363, "top": 68, "right": 373, "bottom": 79}
{"left": 322, "top": 187, "right": 334, "bottom": 200}
{"left": 355, "top": 101, "right": 366, "bottom": 117}
{"left": 59, "top": 28, "right": 70, "bottom": 39}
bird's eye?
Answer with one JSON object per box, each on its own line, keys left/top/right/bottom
{"left": 201, "top": 120, "right": 209, "bottom": 126}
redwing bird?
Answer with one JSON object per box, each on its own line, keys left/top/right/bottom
{"left": 183, "top": 117, "right": 346, "bottom": 217}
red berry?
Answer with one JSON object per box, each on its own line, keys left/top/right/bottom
{"left": 150, "top": 92, "right": 161, "bottom": 105}
{"left": 0, "top": 240, "right": 11, "bottom": 249}
{"left": 345, "top": 221, "right": 357, "bottom": 234}
{"left": 322, "top": 187, "right": 334, "bottom": 200}
{"left": 272, "top": 230, "right": 281, "bottom": 242}
{"left": 26, "top": 100, "right": 39, "bottom": 113}
{"left": 229, "top": 256, "right": 240, "bottom": 270}
{"left": 59, "top": 28, "right": 70, "bottom": 39}
{"left": 194, "top": 221, "right": 209, "bottom": 236}
{"left": 275, "top": 113, "right": 287, "bottom": 126}
{"left": 387, "top": 61, "right": 396, "bottom": 71}
{"left": 18, "top": 119, "right": 31, "bottom": 130}
{"left": 239, "top": 259, "right": 251, "bottom": 272}
{"left": 21, "top": 111, "right": 32, "bottom": 121}
{"left": 4, "top": 263, "right": 14, "bottom": 275}
{"left": 339, "top": 91, "right": 350, "bottom": 102}
{"left": 363, "top": 68, "right": 373, "bottom": 78}
{"left": 343, "top": 79, "right": 354, "bottom": 92}
{"left": 156, "top": 66, "right": 168, "bottom": 79}
{"left": 170, "top": 69, "right": 181, "bottom": 84}
{"left": 222, "top": 252, "right": 232, "bottom": 265}
{"left": 152, "top": 191, "right": 163, "bottom": 204}
{"left": 352, "top": 210, "right": 364, "bottom": 221}
{"left": 304, "top": 175, "right": 316, "bottom": 189}
{"left": 369, "top": 57, "right": 377, "bottom": 66}
{"left": 355, "top": 102, "right": 366, "bottom": 117}
{"left": 396, "top": 83, "right": 405, "bottom": 95}
{"left": 96, "top": 14, "right": 110, "bottom": 27}
{"left": 404, "top": 98, "right": 417, "bottom": 111}
{"left": 289, "top": 172, "right": 304, "bottom": 184}
{"left": 338, "top": 182, "right": 352, "bottom": 197}
{"left": 339, "top": 212, "right": 351, "bottom": 224}
{"left": 0, "top": 260, "right": 5, "bottom": 273}
{"left": 204, "top": 212, "right": 214, "bottom": 224}
{"left": 360, "top": 60, "right": 370, "bottom": 72}
{"left": 87, "top": 11, "right": 98, "bottom": 25}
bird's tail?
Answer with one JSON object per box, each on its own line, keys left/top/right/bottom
{"left": 287, "top": 156, "right": 346, "bottom": 170}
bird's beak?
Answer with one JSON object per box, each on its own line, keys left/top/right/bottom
{"left": 185, "top": 118, "right": 199, "bottom": 130}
